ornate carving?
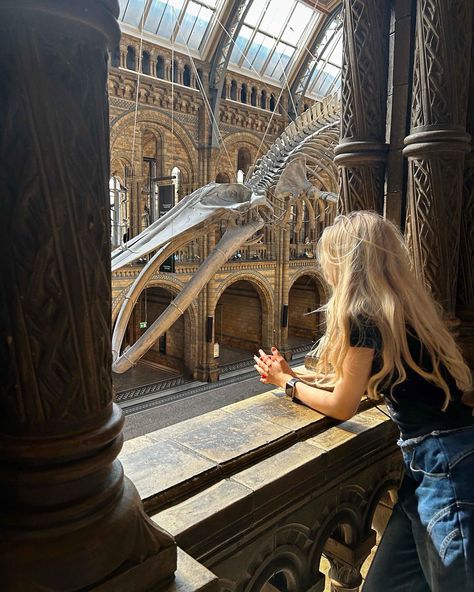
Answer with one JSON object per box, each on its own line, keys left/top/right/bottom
{"left": 338, "top": 163, "right": 386, "bottom": 213}
{"left": 411, "top": 0, "right": 473, "bottom": 130}
{"left": 336, "top": 0, "right": 391, "bottom": 213}
{"left": 340, "top": 0, "right": 390, "bottom": 141}
{"left": 405, "top": 0, "right": 473, "bottom": 316}
{"left": 406, "top": 157, "right": 464, "bottom": 311}
{"left": 0, "top": 1, "right": 177, "bottom": 588}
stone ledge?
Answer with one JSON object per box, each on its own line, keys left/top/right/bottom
{"left": 120, "top": 382, "right": 399, "bottom": 513}
{"left": 162, "top": 549, "right": 219, "bottom": 592}
{"left": 150, "top": 407, "right": 399, "bottom": 561}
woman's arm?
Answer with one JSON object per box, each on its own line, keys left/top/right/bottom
{"left": 254, "top": 346, "right": 374, "bottom": 421}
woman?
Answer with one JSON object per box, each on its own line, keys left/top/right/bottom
{"left": 254, "top": 211, "right": 474, "bottom": 591}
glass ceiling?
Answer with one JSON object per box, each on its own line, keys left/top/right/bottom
{"left": 117, "top": 0, "right": 342, "bottom": 94}
{"left": 229, "top": 0, "right": 320, "bottom": 82}
{"left": 118, "top": 0, "right": 220, "bottom": 51}
{"left": 306, "top": 17, "right": 343, "bottom": 99}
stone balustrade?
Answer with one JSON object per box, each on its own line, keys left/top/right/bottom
{"left": 120, "top": 382, "right": 403, "bottom": 592}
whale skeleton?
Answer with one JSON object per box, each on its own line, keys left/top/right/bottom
{"left": 111, "top": 94, "right": 341, "bottom": 373}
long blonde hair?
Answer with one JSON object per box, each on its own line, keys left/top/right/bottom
{"left": 309, "top": 211, "right": 472, "bottom": 407}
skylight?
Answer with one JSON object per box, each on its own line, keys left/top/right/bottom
{"left": 118, "top": 0, "right": 220, "bottom": 51}
{"left": 229, "top": 0, "right": 321, "bottom": 82}
{"left": 306, "top": 18, "right": 343, "bottom": 99}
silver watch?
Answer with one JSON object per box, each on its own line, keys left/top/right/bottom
{"left": 285, "top": 377, "right": 301, "bottom": 400}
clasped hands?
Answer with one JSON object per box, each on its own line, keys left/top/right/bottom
{"left": 253, "top": 347, "right": 297, "bottom": 389}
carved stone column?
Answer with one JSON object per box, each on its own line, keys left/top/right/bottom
{"left": 0, "top": 1, "right": 176, "bottom": 590}
{"left": 457, "top": 13, "right": 474, "bottom": 363}
{"left": 325, "top": 533, "right": 376, "bottom": 592}
{"left": 404, "top": 0, "right": 473, "bottom": 316}
{"left": 334, "top": 0, "right": 391, "bottom": 213}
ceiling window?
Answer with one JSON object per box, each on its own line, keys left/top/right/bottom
{"left": 229, "top": 0, "right": 319, "bottom": 82}
{"left": 118, "top": 0, "right": 220, "bottom": 53}
{"left": 307, "top": 19, "right": 343, "bottom": 99}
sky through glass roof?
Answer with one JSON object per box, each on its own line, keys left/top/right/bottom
{"left": 118, "top": 0, "right": 220, "bottom": 51}
{"left": 117, "top": 0, "right": 343, "bottom": 98}
{"left": 229, "top": 0, "right": 321, "bottom": 82}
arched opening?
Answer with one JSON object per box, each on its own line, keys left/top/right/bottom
{"left": 230, "top": 80, "right": 237, "bottom": 100}
{"left": 109, "top": 175, "right": 128, "bottom": 248}
{"left": 171, "top": 166, "right": 181, "bottom": 202}
{"left": 142, "top": 130, "right": 162, "bottom": 227}
{"left": 288, "top": 275, "right": 323, "bottom": 349}
{"left": 261, "top": 89, "right": 267, "bottom": 109}
{"left": 269, "top": 93, "right": 276, "bottom": 111}
{"left": 261, "top": 570, "right": 295, "bottom": 591}
{"left": 114, "top": 287, "right": 194, "bottom": 391}
{"left": 111, "top": 46, "right": 120, "bottom": 68}
{"left": 240, "top": 83, "right": 247, "bottom": 103}
{"left": 126, "top": 45, "right": 136, "bottom": 70}
{"left": 216, "top": 172, "right": 230, "bottom": 183}
{"left": 183, "top": 64, "right": 191, "bottom": 87}
{"left": 237, "top": 147, "right": 252, "bottom": 177}
{"left": 141, "top": 51, "right": 151, "bottom": 75}
{"left": 215, "top": 280, "right": 263, "bottom": 366}
{"left": 172, "top": 60, "right": 179, "bottom": 83}
{"left": 221, "top": 78, "right": 227, "bottom": 99}
{"left": 251, "top": 86, "right": 258, "bottom": 106}
{"left": 156, "top": 55, "right": 165, "bottom": 78}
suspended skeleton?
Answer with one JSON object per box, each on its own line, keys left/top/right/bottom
{"left": 111, "top": 95, "right": 341, "bottom": 373}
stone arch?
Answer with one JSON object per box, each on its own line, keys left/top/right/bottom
{"left": 289, "top": 267, "right": 330, "bottom": 301}
{"left": 139, "top": 274, "right": 199, "bottom": 377}
{"left": 212, "top": 271, "right": 274, "bottom": 350}
{"left": 215, "top": 132, "right": 270, "bottom": 180}
{"left": 216, "top": 172, "right": 231, "bottom": 183}
{"left": 141, "top": 50, "right": 151, "bottom": 75}
{"left": 362, "top": 456, "right": 403, "bottom": 536}
{"left": 110, "top": 108, "right": 197, "bottom": 185}
{"left": 287, "top": 270, "right": 327, "bottom": 346}
{"left": 240, "top": 524, "right": 314, "bottom": 592}
{"left": 126, "top": 45, "right": 136, "bottom": 70}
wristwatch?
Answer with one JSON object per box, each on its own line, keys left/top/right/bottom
{"left": 285, "top": 377, "right": 301, "bottom": 401}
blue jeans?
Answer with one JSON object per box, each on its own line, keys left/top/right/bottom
{"left": 363, "top": 425, "right": 474, "bottom": 591}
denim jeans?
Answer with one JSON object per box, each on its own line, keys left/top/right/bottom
{"left": 363, "top": 425, "right": 474, "bottom": 591}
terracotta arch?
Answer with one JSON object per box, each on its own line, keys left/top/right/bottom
{"left": 212, "top": 271, "right": 275, "bottom": 350}
{"left": 110, "top": 108, "right": 198, "bottom": 184}
{"left": 289, "top": 267, "right": 330, "bottom": 301}
{"left": 127, "top": 274, "right": 199, "bottom": 378}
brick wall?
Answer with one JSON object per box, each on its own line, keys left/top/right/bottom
{"left": 215, "top": 281, "right": 262, "bottom": 352}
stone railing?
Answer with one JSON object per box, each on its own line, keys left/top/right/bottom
{"left": 120, "top": 383, "right": 403, "bottom": 592}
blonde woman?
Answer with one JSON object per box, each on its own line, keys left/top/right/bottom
{"left": 254, "top": 211, "right": 474, "bottom": 591}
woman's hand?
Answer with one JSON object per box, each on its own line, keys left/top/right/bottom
{"left": 254, "top": 347, "right": 297, "bottom": 388}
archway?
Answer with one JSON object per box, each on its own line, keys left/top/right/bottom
{"left": 288, "top": 274, "right": 324, "bottom": 348}
{"left": 216, "top": 172, "right": 231, "bottom": 183}
{"left": 114, "top": 285, "right": 194, "bottom": 392}
{"left": 215, "top": 280, "right": 263, "bottom": 366}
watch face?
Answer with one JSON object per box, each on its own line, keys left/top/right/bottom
{"left": 285, "top": 379, "right": 296, "bottom": 398}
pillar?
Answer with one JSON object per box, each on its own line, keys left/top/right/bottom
{"left": 457, "top": 12, "right": 474, "bottom": 363}
{"left": 0, "top": 1, "right": 177, "bottom": 590}
{"left": 334, "top": 0, "right": 391, "bottom": 213}
{"left": 404, "top": 0, "right": 473, "bottom": 316}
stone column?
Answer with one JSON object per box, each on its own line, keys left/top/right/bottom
{"left": 0, "top": 1, "right": 176, "bottom": 590}
{"left": 457, "top": 12, "right": 474, "bottom": 363}
{"left": 325, "top": 533, "right": 376, "bottom": 592}
{"left": 404, "top": 0, "right": 473, "bottom": 316}
{"left": 334, "top": 0, "right": 391, "bottom": 213}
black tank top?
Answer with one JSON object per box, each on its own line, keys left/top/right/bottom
{"left": 349, "top": 320, "right": 474, "bottom": 439}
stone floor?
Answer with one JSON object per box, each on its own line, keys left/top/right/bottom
{"left": 113, "top": 336, "right": 313, "bottom": 394}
